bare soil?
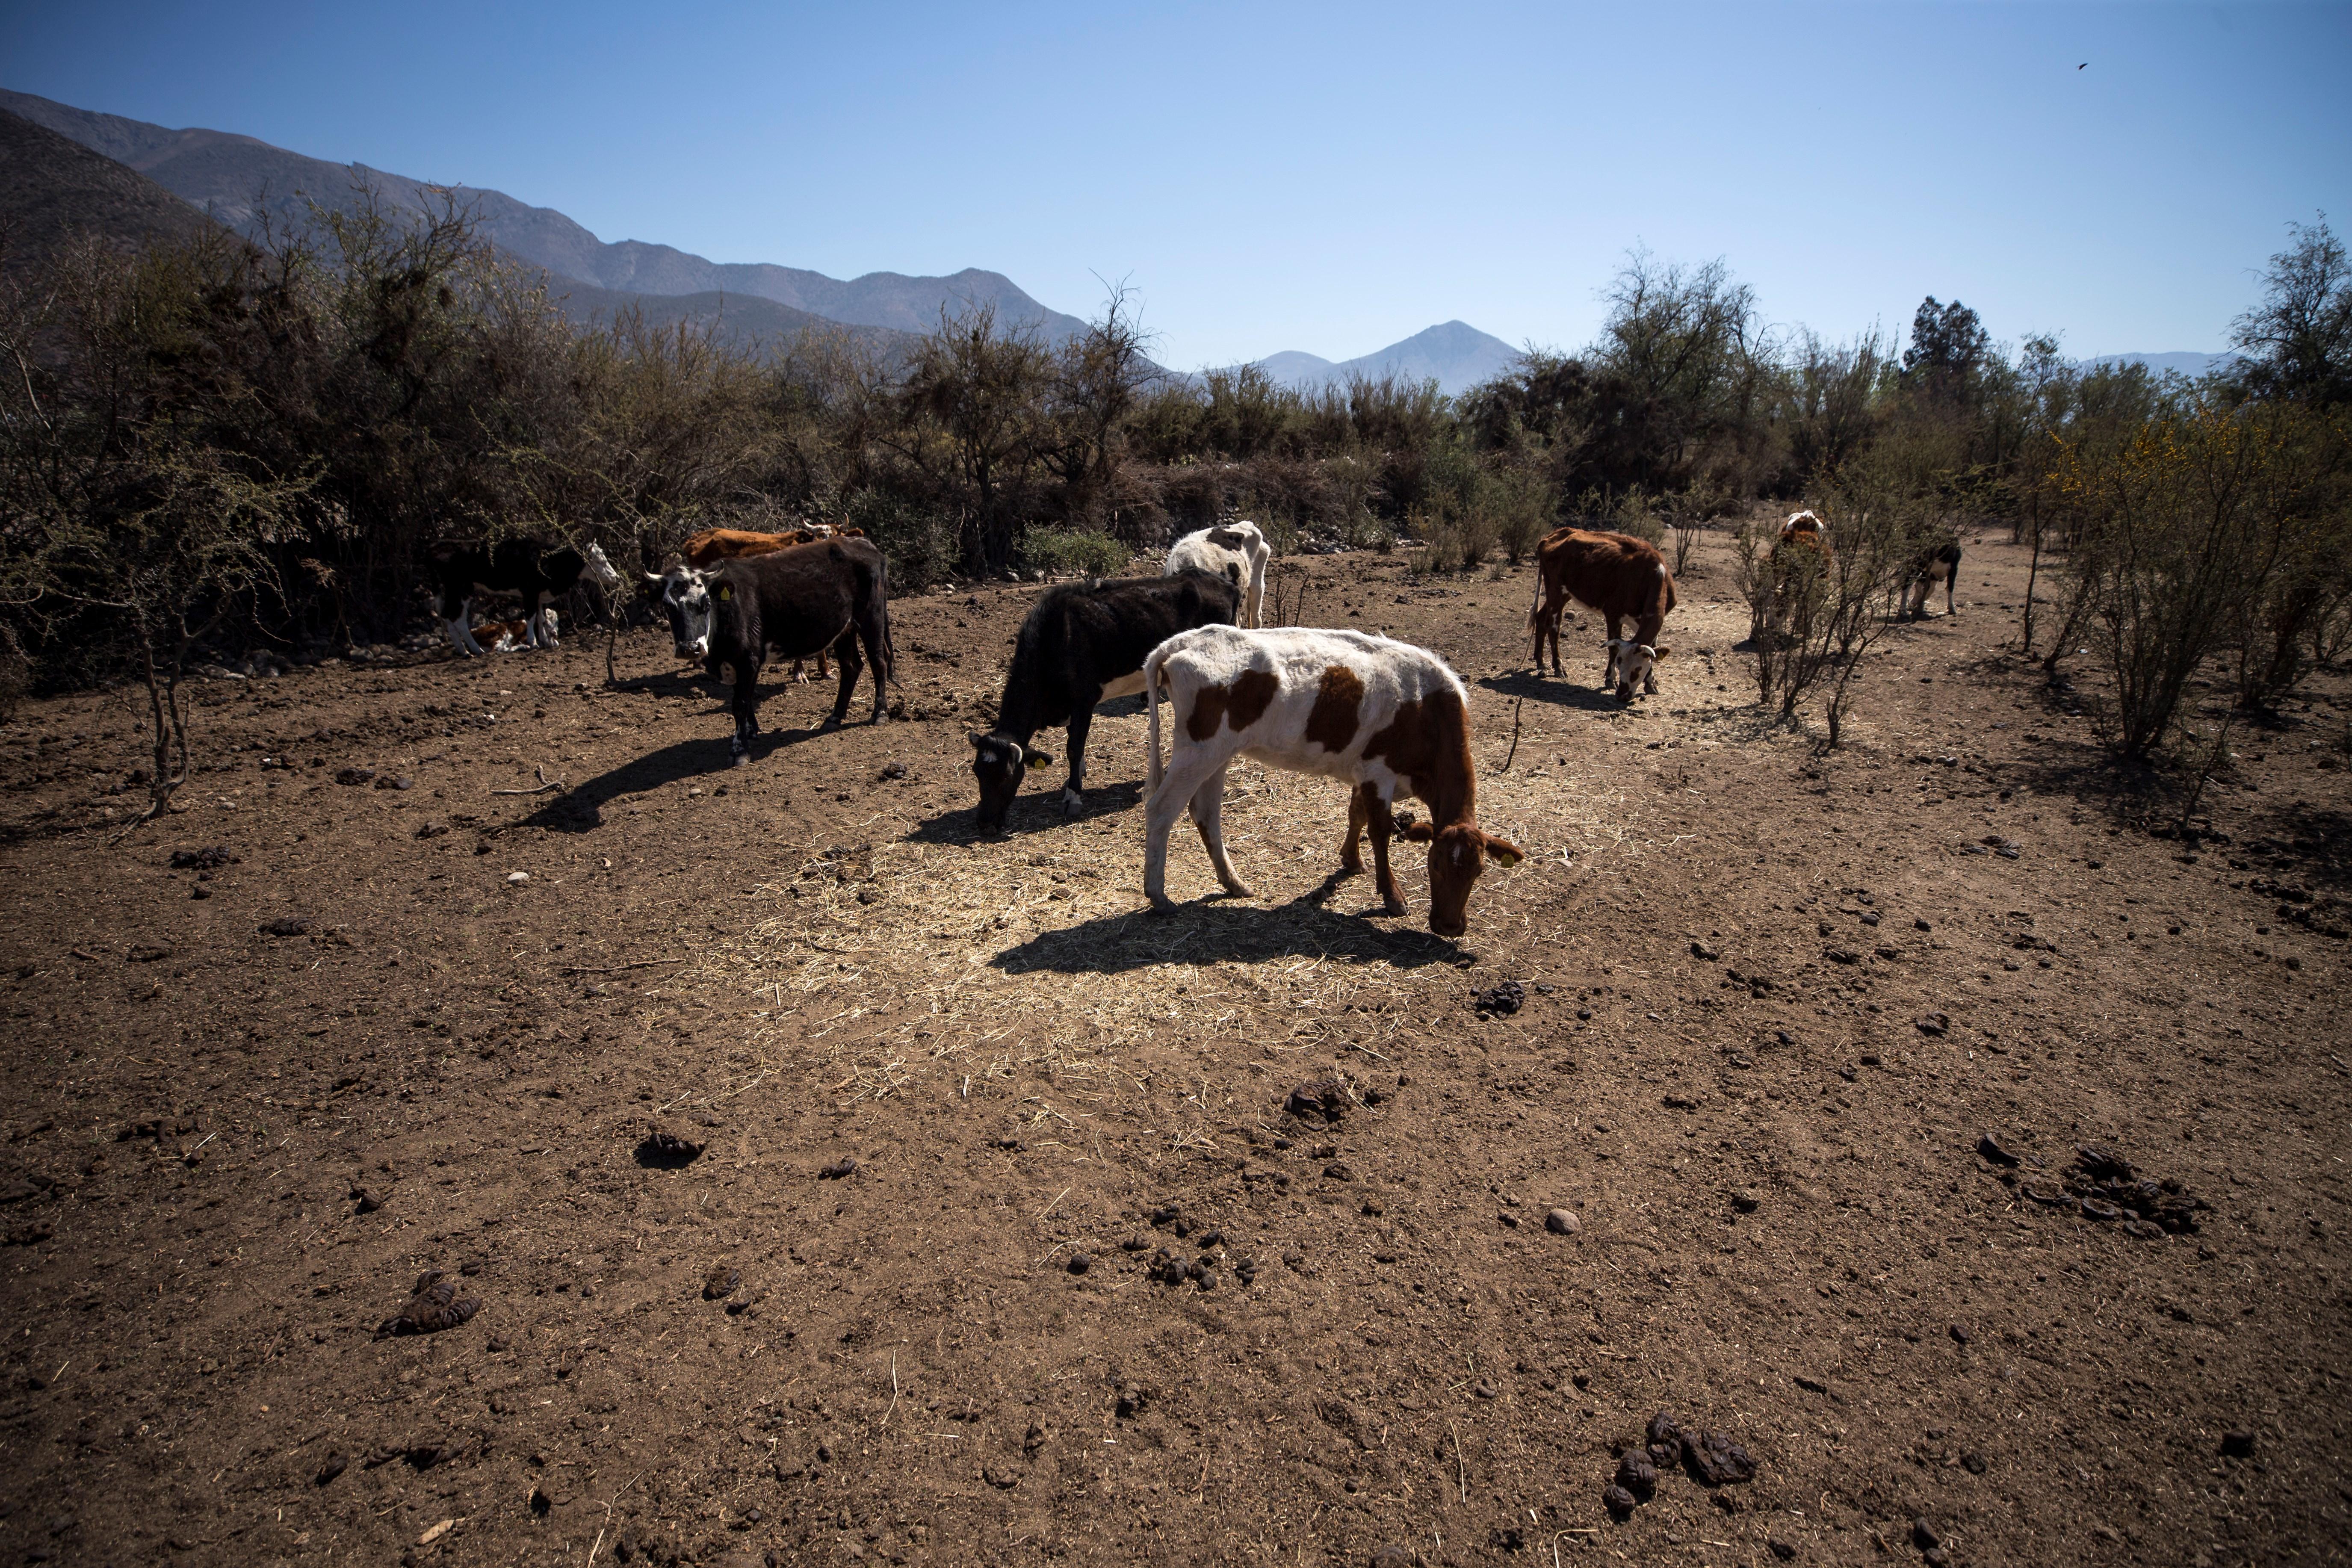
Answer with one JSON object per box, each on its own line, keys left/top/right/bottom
{"left": 0, "top": 532, "right": 2346, "bottom": 1568}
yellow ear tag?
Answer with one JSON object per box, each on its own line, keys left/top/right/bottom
{"left": 1492, "top": 846, "right": 1523, "bottom": 867}
{"left": 718, "top": 585, "right": 732, "bottom": 601}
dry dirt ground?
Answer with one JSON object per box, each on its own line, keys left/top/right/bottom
{"left": 0, "top": 532, "right": 2347, "bottom": 1568}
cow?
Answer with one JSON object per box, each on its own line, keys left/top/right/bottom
{"left": 1765, "top": 510, "right": 1832, "bottom": 637}
{"left": 474, "top": 616, "right": 543, "bottom": 653}
{"left": 659, "top": 538, "right": 895, "bottom": 764}
{"left": 1166, "top": 520, "right": 1271, "bottom": 629}
{"left": 968, "top": 570, "right": 1242, "bottom": 832}
{"left": 1525, "top": 528, "right": 1677, "bottom": 700}
{"left": 429, "top": 538, "right": 622, "bottom": 656}
{"left": 1900, "top": 540, "right": 1962, "bottom": 618}
{"left": 1141, "top": 626, "right": 1522, "bottom": 939}
{"left": 677, "top": 525, "right": 867, "bottom": 681}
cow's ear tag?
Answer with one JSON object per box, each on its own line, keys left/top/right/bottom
{"left": 1488, "top": 840, "right": 1524, "bottom": 868}
{"left": 718, "top": 585, "right": 732, "bottom": 601}
{"left": 1024, "top": 752, "right": 1050, "bottom": 771}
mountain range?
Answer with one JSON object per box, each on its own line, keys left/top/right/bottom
{"left": 0, "top": 87, "right": 1547, "bottom": 390}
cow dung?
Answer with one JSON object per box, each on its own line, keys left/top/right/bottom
{"left": 637, "top": 1130, "right": 704, "bottom": 1167}
{"left": 1614, "top": 1451, "right": 1657, "bottom": 1497}
{"left": 375, "top": 1271, "right": 480, "bottom": 1339}
{"left": 817, "top": 1158, "right": 857, "bottom": 1181}
{"left": 703, "top": 1266, "right": 740, "bottom": 1300}
{"left": 1285, "top": 1078, "right": 1349, "bottom": 1123}
{"left": 1602, "top": 1483, "right": 1638, "bottom": 1518}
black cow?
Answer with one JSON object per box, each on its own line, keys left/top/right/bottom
{"left": 1900, "top": 540, "right": 1963, "bottom": 619}
{"left": 429, "top": 538, "right": 623, "bottom": 656}
{"left": 969, "top": 569, "right": 1242, "bottom": 831}
{"left": 670, "top": 539, "right": 895, "bottom": 764}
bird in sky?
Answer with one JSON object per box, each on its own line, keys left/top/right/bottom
{"left": 2078, "top": 62, "right": 2087, "bottom": 70}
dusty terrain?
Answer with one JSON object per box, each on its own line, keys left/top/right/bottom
{"left": 0, "top": 531, "right": 2346, "bottom": 1568}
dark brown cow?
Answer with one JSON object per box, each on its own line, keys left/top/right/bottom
{"left": 1142, "top": 626, "right": 1522, "bottom": 938}
{"left": 1526, "top": 528, "right": 1677, "bottom": 700}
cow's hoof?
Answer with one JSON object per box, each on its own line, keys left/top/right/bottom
{"left": 819, "top": 716, "right": 843, "bottom": 732}
{"left": 1218, "top": 880, "right": 1255, "bottom": 899}
{"left": 1382, "top": 900, "right": 1408, "bottom": 918}
{"left": 1146, "top": 896, "right": 1178, "bottom": 916}
{"left": 1058, "top": 789, "right": 1084, "bottom": 816}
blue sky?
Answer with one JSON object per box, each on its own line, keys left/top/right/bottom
{"left": 6, "top": 1, "right": 2347, "bottom": 368}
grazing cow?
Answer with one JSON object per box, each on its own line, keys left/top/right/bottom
{"left": 1165, "top": 520, "right": 1271, "bottom": 628}
{"left": 663, "top": 538, "right": 894, "bottom": 763}
{"left": 1142, "top": 626, "right": 1522, "bottom": 938}
{"left": 1526, "top": 528, "right": 1678, "bottom": 699}
{"left": 968, "top": 570, "right": 1242, "bottom": 831}
{"left": 1900, "top": 540, "right": 1963, "bottom": 618}
{"left": 1765, "top": 510, "right": 1832, "bottom": 637}
{"left": 677, "top": 526, "right": 867, "bottom": 680}
{"left": 429, "top": 538, "right": 623, "bottom": 656}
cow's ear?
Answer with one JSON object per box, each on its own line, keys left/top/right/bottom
{"left": 967, "top": 730, "right": 990, "bottom": 750}
{"left": 1483, "top": 836, "right": 1525, "bottom": 868}
{"left": 1651, "top": 646, "right": 1672, "bottom": 661}
{"left": 1395, "top": 810, "right": 1433, "bottom": 843}
{"left": 1023, "top": 748, "right": 1052, "bottom": 771}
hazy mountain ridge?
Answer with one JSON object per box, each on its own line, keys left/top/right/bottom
{"left": 0, "top": 88, "right": 1087, "bottom": 344}
{"left": 2080, "top": 351, "right": 2236, "bottom": 378}
{"left": 1252, "top": 320, "right": 1522, "bottom": 396}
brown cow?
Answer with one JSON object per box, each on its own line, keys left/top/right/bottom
{"left": 673, "top": 526, "right": 866, "bottom": 679}
{"left": 1142, "top": 626, "right": 1522, "bottom": 938}
{"left": 1526, "top": 528, "right": 1677, "bottom": 700}
{"left": 1766, "top": 510, "right": 1832, "bottom": 637}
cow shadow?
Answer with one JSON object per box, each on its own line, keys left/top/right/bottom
{"left": 520, "top": 719, "right": 853, "bottom": 831}
{"left": 1475, "top": 671, "right": 1624, "bottom": 713}
{"left": 905, "top": 780, "right": 1146, "bottom": 845}
{"left": 990, "top": 882, "right": 1462, "bottom": 976}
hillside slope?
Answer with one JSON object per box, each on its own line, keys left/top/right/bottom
{"left": 0, "top": 88, "right": 1086, "bottom": 342}
{"left": 1256, "top": 319, "right": 1521, "bottom": 395}
{"left": 0, "top": 105, "right": 211, "bottom": 269}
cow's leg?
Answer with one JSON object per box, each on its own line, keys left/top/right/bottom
{"left": 816, "top": 649, "right": 832, "bottom": 680}
{"left": 1342, "top": 783, "right": 1370, "bottom": 873}
{"left": 1365, "top": 791, "right": 1406, "bottom": 916}
{"left": 730, "top": 654, "right": 762, "bottom": 766}
{"left": 1059, "top": 692, "right": 1102, "bottom": 815}
{"left": 855, "top": 606, "right": 890, "bottom": 722}
{"left": 444, "top": 595, "right": 485, "bottom": 657}
{"left": 1548, "top": 600, "right": 1566, "bottom": 676}
{"left": 1190, "top": 766, "right": 1250, "bottom": 898}
{"left": 824, "top": 630, "right": 862, "bottom": 729}
{"left": 1144, "top": 750, "right": 1223, "bottom": 911}
{"left": 1944, "top": 566, "right": 1957, "bottom": 617}
{"left": 1602, "top": 614, "right": 1624, "bottom": 688}
{"left": 789, "top": 660, "right": 810, "bottom": 685}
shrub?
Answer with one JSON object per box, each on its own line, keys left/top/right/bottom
{"left": 1017, "top": 528, "right": 1131, "bottom": 579}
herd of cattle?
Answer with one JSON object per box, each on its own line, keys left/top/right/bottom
{"left": 423, "top": 513, "right": 1958, "bottom": 935}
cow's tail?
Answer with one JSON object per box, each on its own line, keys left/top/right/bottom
{"left": 1526, "top": 563, "right": 1545, "bottom": 634}
{"left": 1144, "top": 643, "right": 1168, "bottom": 792}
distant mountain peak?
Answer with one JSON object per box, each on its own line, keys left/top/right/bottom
{"left": 1253, "top": 320, "right": 1521, "bottom": 396}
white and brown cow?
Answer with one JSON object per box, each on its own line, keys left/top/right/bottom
{"left": 1141, "top": 626, "right": 1522, "bottom": 938}
{"left": 1526, "top": 527, "right": 1677, "bottom": 699}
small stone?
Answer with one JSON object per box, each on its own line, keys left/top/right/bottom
{"left": 1690, "top": 941, "right": 1720, "bottom": 960}
{"left": 1731, "top": 1189, "right": 1761, "bottom": 1213}
{"left": 1066, "top": 1252, "right": 1091, "bottom": 1275}
{"left": 1962, "top": 1451, "right": 1987, "bottom": 1474}
{"left": 1323, "top": 1162, "right": 1353, "bottom": 1181}
{"left": 1948, "top": 1323, "right": 1970, "bottom": 1345}
{"left": 1976, "top": 1131, "right": 2021, "bottom": 1166}
{"left": 817, "top": 1158, "right": 857, "bottom": 1180}
{"left": 1545, "top": 1208, "right": 1579, "bottom": 1235}
{"left": 1769, "top": 1542, "right": 1797, "bottom": 1561}
{"left": 2220, "top": 1430, "right": 2255, "bottom": 1458}
{"left": 703, "top": 1266, "right": 740, "bottom": 1300}
{"left": 1911, "top": 1517, "right": 1941, "bottom": 1551}
{"left": 505, "top": 871, "right": 529, "bottom": 885}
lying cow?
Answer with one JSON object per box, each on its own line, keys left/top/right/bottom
{"left": 656, "top": 538, "right": 895, "bottom": 763}
{"left": 969, "top": 570, "right": 1241, "bottom": 831}
{"left": 677, "top": 525, "right": 866, "bottom": 681}
{"left": 429, "top": 538, "right": 622, "bottom": 656}
{"left": 1142, "top": 627, "right": 1522, "bottom": 937}
{"left": 1166, "top": 520, "right": 1271, "bottom": 629}
{"left": 1526, "top": 528, "right": 1677, "bottom": 700}
{"left": 474, "top": 616, "right": 545, "bottom": 653}
{"left": 1900, "top": 540, "right": 1962, "bottom": 618}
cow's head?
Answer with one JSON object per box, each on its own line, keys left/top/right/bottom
{"left": 1615, "top": 644, "right": 1669, "bottom": 701}
{"left": 581, "top": 541, "right": 625, "bottom": 595}
{"left": 1400, "top": 818, "right": 1524, "bottom": 939}
{"left": 968, "top": 730, "right": 1050, "bottom": 832}
{"left": 650, "top": 565, "right": 713, "bottom": 659}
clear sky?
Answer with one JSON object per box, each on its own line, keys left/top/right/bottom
{"left": 6, "top": 1, "right": 2347, "bottom": 369}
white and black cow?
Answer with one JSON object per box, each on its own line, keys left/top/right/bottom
{"left": 429, "top": 538, "right": 622, "bottom": 656}
{"left": 1165, "top": 520, "right": 1271, "bottom": 629}
{"left": 656, "top": 538, "right": 895, "bottom": 763}
{"left": 968, "top": 569, "right": 1242, "bottom": 831}
{"left": 1900, "top": 540, "right": 1963, "bottom": 618}
{"left": 1142, "top": 626, "right": 1523, "bottom": 938}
